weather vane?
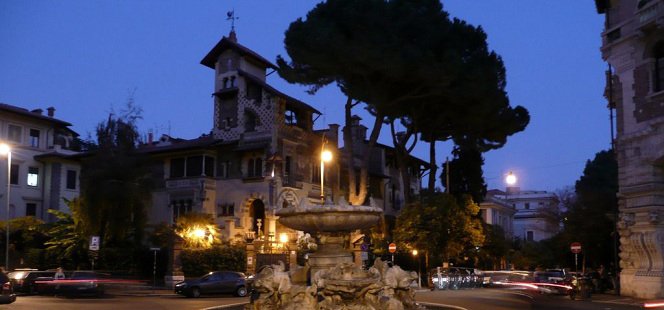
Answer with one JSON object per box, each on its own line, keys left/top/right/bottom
{"left": 227, "top": 10, "right": 239, "bottom": 32}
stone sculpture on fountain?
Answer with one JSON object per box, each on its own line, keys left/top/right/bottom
{"left": 246, "top": 198, "right": 424, "bottom": 309}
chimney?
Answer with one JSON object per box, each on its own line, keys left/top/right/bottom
{"left": 47, "top": 107, "right": 55, "bottom": 117}
{"left": 148, "top": 131, "right": 154, "bottom": 144}
{"left": 31, "top": 108, "right": 43, "bottom": 115}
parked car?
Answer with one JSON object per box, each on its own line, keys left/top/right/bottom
{"left": 175, "top": 271, "right": 248, "bottom": 298}
{"left": 0, "top": 271, "right": 16, "bottom": 304}
{"left": 56, "top": 271, "right": 107, "bottom": 297}
{"left": 8, "top": 269, "right": 56, "bottom": 295}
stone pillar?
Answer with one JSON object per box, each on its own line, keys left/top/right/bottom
{"left": 246, "top": 242, "right": 256, "bottom": 275}
{"left": 164, "top": 236, "right": 185, "bottom": 288}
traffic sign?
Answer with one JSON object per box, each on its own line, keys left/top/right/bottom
{"left": 388, "top": 243, "right": 397, "bottom": 253}
{"left": 570, "top": 242, "right": 582, "bottom": 254}
{"left": 89, "top": 236, "right": 100, "bottom": 251}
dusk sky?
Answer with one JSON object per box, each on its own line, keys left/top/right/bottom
{"left": 0, "top": 1, "right": 608, "bottom": 192}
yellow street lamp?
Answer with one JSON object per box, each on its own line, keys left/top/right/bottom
{"left": 320, "top": 149, "right": 332, "bottom": 203}
{"left": 279, "top": 233, "right": 289, "bottom": 244}
{"left": 412, "top": 249, "right": 421, "bottom": 288}
{"left": 0, "top": 143, "right": 10, "bottom": 270}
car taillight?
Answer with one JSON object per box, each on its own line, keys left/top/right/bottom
{"left": 3, "top": 282, "right": 11, "bottom": 292}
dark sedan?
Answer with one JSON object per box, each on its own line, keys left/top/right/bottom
{"left": 56, "top": 271, "right": 106, "bottom": 297}
{"left": 0, "top": 272, "right": 16, "bottom": 303}
{"left": 175, "top": 271, "right": 248, "bottom": 298}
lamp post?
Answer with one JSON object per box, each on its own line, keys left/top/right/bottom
{"left": 0, "top": 143, "right": 10, "bottom": 271}
{"left": 320, "top": 149, "right": 332, "bottom": 204}
{"left": 412, "top": 249, "right": 421, "bottom": 288}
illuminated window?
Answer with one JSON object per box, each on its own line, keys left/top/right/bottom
{"left": 27, "top": 167, "right": 39, "bottom": 187}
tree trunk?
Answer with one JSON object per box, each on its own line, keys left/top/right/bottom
{"left": 349, "top": 112, "right": 384, "bottom": 206}
{"left": 344, "top": 98, "right": 359, "bottom": 205}
{"left": 428, "top": 139, "right": 437, "bottom": 191}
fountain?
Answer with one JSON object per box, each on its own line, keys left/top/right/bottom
{"left": 247, "top": 198, "right": 424, "bottom": 310}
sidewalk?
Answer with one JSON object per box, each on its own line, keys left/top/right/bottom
{"left": 586, "top": 292, "right": 650, "bottom": 308}
{"left": 104, "top": 284, "right": 176, "bottom": 297}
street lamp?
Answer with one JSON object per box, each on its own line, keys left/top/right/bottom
{"left": 0, "top": 143, "right": 10, "bottom": 271}
{"left": 320, "top": 149, "right": 332, "bottom": 203}
{"left": 412, "top": 249, "right": 421, "bottom": 288}
{"left": 505, "top": 171, "right": 517, "bottom": 186}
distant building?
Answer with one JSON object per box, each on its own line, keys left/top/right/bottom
{"left": 483, "top": 187, "right": 559, "bottom": 242}
{"left": 0, "top": 103, "right": 81, "bottom": 222}
{"left": 595, "top": 0, "right": 664, "bottom": 298}
{"left": 479, "top": 189, "right": 516, "bottom": 239}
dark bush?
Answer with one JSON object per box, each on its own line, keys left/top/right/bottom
{"left": 181, "top": 244, "right": 246, "bottom": 277}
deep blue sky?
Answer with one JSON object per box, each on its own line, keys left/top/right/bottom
{"left": 0, "top": 1, "right": 608, "bottom": 192}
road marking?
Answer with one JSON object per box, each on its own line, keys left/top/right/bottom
{"left": 418, "top": 301, "right": 469, "bottom": 310}
{"left": 201, "top": 302, "right": 247, "bottom": 310}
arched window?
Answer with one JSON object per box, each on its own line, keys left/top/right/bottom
{"left": 654, "top": 42, "right": 664, "bottom": 92}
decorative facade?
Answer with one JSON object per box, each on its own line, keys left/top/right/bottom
{"left": 596, "top": 0, "right": 664, "bottom": 298}
{"left": 0, "top": 103, "right": 81, "bottom": 222}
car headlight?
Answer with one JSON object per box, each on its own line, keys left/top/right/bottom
{"left": 175, "top": 282, "right": 187, "bottom": 288}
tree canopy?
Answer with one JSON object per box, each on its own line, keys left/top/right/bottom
{"left": 278, "top": 0, "right": 529, "bottom": 203}
{"left": 393, "top": 192, "right": 484, "bottom": 267}
{"left": 79, "top": 99, "right": 152, "bottom": 248}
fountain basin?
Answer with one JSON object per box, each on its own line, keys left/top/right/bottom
{"left": 276, "top": 204, "right": 382, "bottom": 232}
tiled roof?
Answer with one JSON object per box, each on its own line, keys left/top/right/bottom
{"left": 200, "top": 36, "right": 277, "bottom": 70}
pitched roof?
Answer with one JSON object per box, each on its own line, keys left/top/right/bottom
{"left": 200, "top": 36, "right": 277, "bottom": 70}
{"left": 237, "top": 69, "right": 321, "bottom": 115}
{"left": 138, "top": 135, "right": 226, "bottom": 155}
{"left": 0, "top": 103, "right": 73, "bottom": 127}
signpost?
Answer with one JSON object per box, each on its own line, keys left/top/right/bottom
{"left": 570, "top": 242, "right": 582, "bottom": 272}
{"left": 388, "top": 243, "right": 397, "bottom": 263}
{"left": 150, "top": 247, "right": 160, "bottom": 289}
{"left": 89, "top": 236, "right": 100, "bottom": 270}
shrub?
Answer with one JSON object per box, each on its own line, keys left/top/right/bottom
{"left": 181, "top": 244, "right": 246, "bottom": 277}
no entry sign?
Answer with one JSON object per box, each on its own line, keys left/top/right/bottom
{"left": 388, "top": 243, "right": 397, "bottom": 253}
{"left": 570, "top": 242, "right": 582, "bottom": 254}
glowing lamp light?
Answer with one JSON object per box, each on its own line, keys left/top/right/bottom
{"left": 279, "top": 233, "right": 289, "bottom": 244}
{"left": 505, "top": 171, "right": 517, "bottom": 186}
{"left": 192, "top": 228, "right": 206, "bottom": 239}
{"left": 412, "top": 249, "right": 418, "bottom": 256}
{"left": 321, "top": 150, "right": 332, "bottom": 162}
{"left": 0, "top": 144, "right": 9, "bottom": 155}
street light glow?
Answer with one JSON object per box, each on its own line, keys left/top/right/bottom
{"left": 320, "top": 149, "right": 333, "bottom": 203}
{"left": 279, "top": 233, "right": 289, "bottom": 244}
{"left": 505, "top": 171, "right": 517, "bottom": 186}
{"left": 412, "top": 249, "right": 418, "bottom": 256}
{"left": 0, "top": 144, "right": 9, "bottom": 155}
{"left": 321, "top": 150, "right": 332, "bottom": 162}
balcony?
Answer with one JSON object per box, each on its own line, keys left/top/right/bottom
{"left": 166, "top": 177, "right": 215, "bottom": 190}
{"left": 637, "top": 1, "right": 663, "bottom": 31}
